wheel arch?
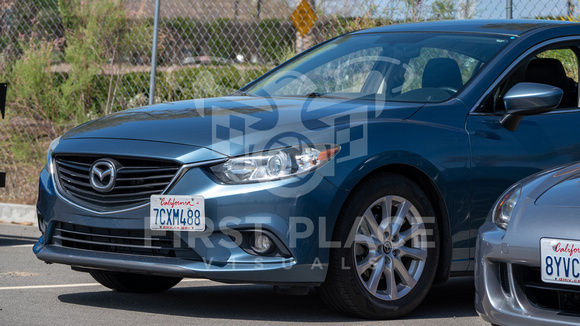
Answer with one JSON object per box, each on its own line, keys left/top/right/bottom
{"left": 376, "top": 164, "right": 451, "bottom": 283}
{"left": 333, "top": 163, "right": 452, "bottom": 283}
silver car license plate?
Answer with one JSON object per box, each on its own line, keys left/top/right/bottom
{"left": 541, "top": 238, "right": 580, "bottom": 286}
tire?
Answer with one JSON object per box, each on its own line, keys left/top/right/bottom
{"left": 90, "top": 271, "right": 182, "bottom": 293}
{"left": 320, "top": 172, "right": 439, "bottom": 319}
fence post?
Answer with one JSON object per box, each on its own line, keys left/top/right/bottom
{"left": 506, "top": 0, "right": 513, "bottom": 19}
{"left": 0, "top": 83, "right": 6, "bottom": 188}
{"left": 149, "top": 0, "right": 161, "bottom": 105}
{"left": 0, "top": 83, "right": 6, "bottom": 120}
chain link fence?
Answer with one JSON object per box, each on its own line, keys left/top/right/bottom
{"left": 0, "top": 0, "right": 577, "bottom": 204}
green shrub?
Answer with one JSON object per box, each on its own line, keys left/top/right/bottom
{"left": 8, "top": 40, "right": 61, "bottom": 123}
{"left": 258, "top": 19, "right": 295, "bottom": 64}
{"left": 207, "top": 18, "right": 234, "bottom": 59}
{"left": 118, "top": 65, "right": 269, "bottom": 109}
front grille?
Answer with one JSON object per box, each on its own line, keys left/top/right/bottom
{"left": 51, "top": 222, "right": 201, "bottom": 260}
{"left": 55, "top": 155, "right": 180, "bottom": 212}
{"left": 520, "top": 265, "right": 580, "bottom": 316}
{"left": 499, "top": 262, "right": 510, "bottom": 295}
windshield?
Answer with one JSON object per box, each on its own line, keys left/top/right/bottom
{"left": 244, "top": 32, "right": 513, "bottom": 103}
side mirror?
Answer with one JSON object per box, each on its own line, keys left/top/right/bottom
{"left": 500, "top": 82, "right": 563, "bottom": 131}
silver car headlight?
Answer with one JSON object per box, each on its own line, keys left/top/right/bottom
{"left": 210, "top": 144, "right": 340, "bottom": 184}
{"left": 45, "top": 136, "right": 61, "bottom": 175}
{"left": 492, "top": 184, "right": 521, "bottom": 230}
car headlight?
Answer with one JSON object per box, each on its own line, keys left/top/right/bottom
{"left": 45, "top": 136, "right": 61, "bottom": 175}
{"left": 492, "top": 184, "right": 521, "bottom": 230}
{"left": 210, "top": 144, "right": 340, "bottom": 184}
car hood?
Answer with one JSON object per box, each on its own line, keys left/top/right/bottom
{"left": 535, "top": 162, "right": 580, "bottom": 208}
{"left": 62, "top": 96, "right": 422, "bottom": 157}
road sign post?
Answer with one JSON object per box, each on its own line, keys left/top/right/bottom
{"left": 291, "top": 0, "right": 317, "bottom": 53}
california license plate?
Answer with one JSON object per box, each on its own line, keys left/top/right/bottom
{"left": 150, "top": 195, "right": 205, "bottom": 231}
{"left": 541, "top": 238, "right": 580, "bottom": 286}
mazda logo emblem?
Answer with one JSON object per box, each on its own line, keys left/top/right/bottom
{"left": 90, "top": 159, "right": 117, "bottom": 193}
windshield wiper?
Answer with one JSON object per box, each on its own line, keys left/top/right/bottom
{"left": 302, "top": 92, "right": 353, "bottom": 99}
{"left": 231, "top": 90, "right": 255, "bottom": 97}
{"left": 306, "top": 92, "right": 325, "bottom": 98}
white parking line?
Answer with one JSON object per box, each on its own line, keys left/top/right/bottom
{"left": 7, "top": 244, "right": 34, "bottom": 248}
{"left": 0, "top": 283, "right": 101, "bottom": 290}
{"left": 0, "top": 278, "right": 211, "bottom": 290}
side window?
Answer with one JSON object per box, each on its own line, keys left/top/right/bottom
{"left": 480, "top": 46, "right": 579, "bottom": 113}
{"left": 536, "top": 48, "right": 578, "bottom": 108}
{"left": 539, "top": 49, "right": 578, "bottom": 80}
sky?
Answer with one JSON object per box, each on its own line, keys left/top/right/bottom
{"left": 304, "top": 0, "right": 574, "bottom": 20}
{"left": 477, "top": 0, "right": 573, "bottom": 19}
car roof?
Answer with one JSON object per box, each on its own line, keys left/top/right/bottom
{"left": 352, "top": 19, "right": 579, "bottom": 37}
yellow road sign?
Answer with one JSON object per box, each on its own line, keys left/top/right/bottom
{"left": 291, "top": 0, "right": 317, "bottom": 37}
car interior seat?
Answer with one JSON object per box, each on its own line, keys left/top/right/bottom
{"left": 525, "top": 58, "right": 577, "bottom": 108}
{"left": 422, "top": 58, "right": 464, "bottom": 91}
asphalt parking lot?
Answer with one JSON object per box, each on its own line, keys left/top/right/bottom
{"left": 0, "top": 222, "right": 487, "bottom": 325}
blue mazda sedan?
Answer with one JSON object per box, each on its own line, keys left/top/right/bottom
{"left": 34, "top": 20, "right": 580, "bottom": 319}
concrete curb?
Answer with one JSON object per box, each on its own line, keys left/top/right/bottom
{"left": 0, "top": 203, "right": 37, "bottom": 226}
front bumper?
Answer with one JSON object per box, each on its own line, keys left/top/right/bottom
{"left": 33, "top": 242, "right": 324, "bottom": 285}
{"left": 475, "top": 221, "right": 580, "bottom": 326}
{"left": 35, "top": 150, "right": 345, "bottom": 285}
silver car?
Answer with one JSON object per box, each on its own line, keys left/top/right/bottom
{"left": 475, "top": 162, "right": 580, "bottom": 325}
